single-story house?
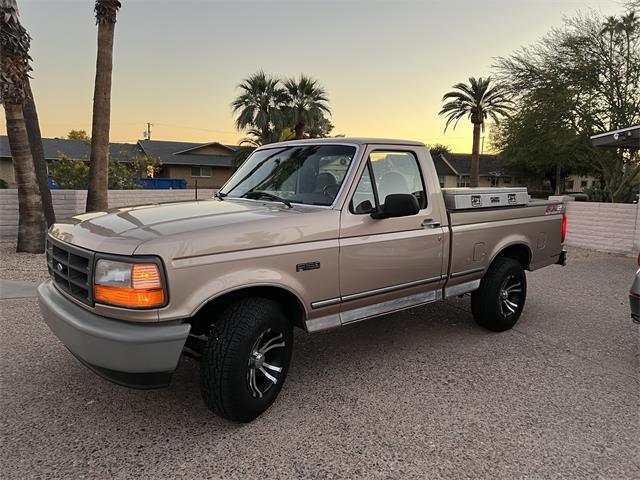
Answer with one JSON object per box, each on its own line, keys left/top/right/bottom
{"left": 0, "top": 136, "right": 237, "bottom": 189}
{"left": 434, "top": 152, "right": 600, "bottom": 194}
{"left": 138, "top": 139, "right": 236, "bottom": 188}
{"left": 432, "top": 153, "right": 517, "bottom": 188}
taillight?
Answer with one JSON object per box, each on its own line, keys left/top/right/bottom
{"left": 561, "top": 214, "right": 567, "bottom": 243}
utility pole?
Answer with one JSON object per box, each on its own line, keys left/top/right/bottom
{"left": 145, "top": 122, "right": 153, "bottom": 140}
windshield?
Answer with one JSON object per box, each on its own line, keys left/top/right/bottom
{"left": 220, "top": 145, "right": 357, "bottom": 207}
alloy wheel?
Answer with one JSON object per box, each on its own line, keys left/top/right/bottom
{"left": 498, "top": 275, "right": 522, "bottom": 317}
{"left": 246, "top": 328, "right": 286, "bottom": 399}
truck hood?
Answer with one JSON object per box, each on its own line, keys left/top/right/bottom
{"left": 49, "top": 198, "right": 339, "bottom": 257}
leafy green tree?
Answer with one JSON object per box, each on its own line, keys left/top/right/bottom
{"left": 50, "top": 151, "right": 161, "bottom": 190}
{"left": 429, "top": 143, "right": 451, "bottom": 158}
{"left": 491, "top": 87, "right": 597, "bottom": 194}
{"left": 283, "top": 74, "right": 331, "bottom": 139}
{"left": 305, "top": 116, "right": 334, "bottom": 139}
{"left": 494, "top": 8, "right": 640, "bottom": 202}
{"left": 67, "top": 129, "right": 90, "bottom": 141}
{"left": 231, "top": 71, "right": 288, "bottom": 146}
{"left": 439, "top": 77, "right": 512, "bottom": 187}
{"left": 49, "top": 154, "right": 90, "bottom": 189}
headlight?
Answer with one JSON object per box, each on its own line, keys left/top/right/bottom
{"left": 94, "top": 259, "right": 166, "bottom": 308}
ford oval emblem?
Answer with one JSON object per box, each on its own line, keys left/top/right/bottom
{"left": 56, "top": 263, "right": 63, "bottom": 272}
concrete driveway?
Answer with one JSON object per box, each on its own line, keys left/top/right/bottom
{"left": 0, "top": 248, "right": 638, "bottom": 479}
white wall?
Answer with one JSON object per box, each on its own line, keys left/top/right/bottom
{"left": 0, "top": 189, "right": 216, "bottom": 237}
{"left": 563, "top": 201, "right": 639, "bottom": 255}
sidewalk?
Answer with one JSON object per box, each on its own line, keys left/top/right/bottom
{"left": 0, "top": 279, "right": 38, "bottom": 299}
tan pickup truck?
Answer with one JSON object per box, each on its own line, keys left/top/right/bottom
{"left": 38, "top": 138, "right": 567, "bottom": 422}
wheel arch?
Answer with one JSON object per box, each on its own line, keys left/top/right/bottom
{"left": 491, "top": 242, "right": 532, "bottom": 271}
{"left": 188, "top": 284, "right": 308, "bottom": 335}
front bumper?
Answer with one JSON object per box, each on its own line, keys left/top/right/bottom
{"left": 38, "top": 279, "right": 190, "bottom": 389}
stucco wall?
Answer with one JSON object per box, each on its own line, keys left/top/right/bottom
{"left": 0, "top": 189, "right": 215, "bottom": 237}
{"left": 163, "top": 165, "right": 232, "bottom": 188}
{"left": 563, "top": 201, "right": 639, "bottom": 255}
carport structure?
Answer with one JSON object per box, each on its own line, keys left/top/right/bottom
{"left": 590, "top": 125, "right": 640, "bottom": 149}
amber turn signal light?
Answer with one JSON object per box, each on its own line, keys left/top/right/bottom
{"left": 94, "top": 260, "right": 165, "bottom": 308}
{"left": 95, "top": 284, "right": 165, "bottom": 308}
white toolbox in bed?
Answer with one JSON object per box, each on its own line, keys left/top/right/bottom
{"left": 442, "top": 187, "right": 530, "bottom": 210}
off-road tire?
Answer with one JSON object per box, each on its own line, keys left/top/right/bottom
{"left": 471, "top": 257, "right": 527, "bottom": 332}
{"left": 200, "top": 298, "right": 293, "bottom": 422}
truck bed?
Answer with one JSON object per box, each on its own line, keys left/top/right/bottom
{"left": 444, "top": 200, "right": 565, "bottom": 292}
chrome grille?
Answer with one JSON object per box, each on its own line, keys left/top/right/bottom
{"left": 46, "top": 237, "right": 94, "bottom": 305}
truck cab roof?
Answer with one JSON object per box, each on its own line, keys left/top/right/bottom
{"left": 256, "top": 137, "right": 427, "bottom": 148}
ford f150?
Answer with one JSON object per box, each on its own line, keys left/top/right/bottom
{"left": 38, "top": 138, "right": 567, "bottom": 422}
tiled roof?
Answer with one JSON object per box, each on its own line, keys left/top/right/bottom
{"left": 138, "top": 140, "right": 233, "bottom": 167}
{"left": 431, "top": 154, "right": 458, "bottom": 177}
{"left": 0, "top": 136, "right": 139, "bottom": 162}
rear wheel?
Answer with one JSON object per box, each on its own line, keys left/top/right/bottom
{"left": 471, "top": 257, "right": 527, "bottom": 332}
{"left": 199, "top": 298, "right": 293, "bottom": 422}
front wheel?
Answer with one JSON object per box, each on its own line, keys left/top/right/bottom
{"left": 471, "top": 257, "right": 527, "bottom": 332}
{"left": 199, "top": 298, "right": 293, "bottom": 422}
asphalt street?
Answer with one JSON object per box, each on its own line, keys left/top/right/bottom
{"left": 0, "top": 248, "right": 638, "bottom": 479}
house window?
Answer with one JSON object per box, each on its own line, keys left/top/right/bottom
{"left": 565, "top": 180, "right": 574, "bottom": 191}
{"left": 580, "top": 180, "right": 588, "bottom": 188}
{"left": 457, "top": 175, "right": 470, "bottom": 187}
{"left": 438, "top": 175, "right": 445, "bottom": 188}
{"left": 191, "top": 166, "right": 212, "bottom": 178}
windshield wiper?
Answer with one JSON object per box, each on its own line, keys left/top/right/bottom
{"left": 214, "top": 191, "right": 227, "bottom": 199}
{"left": 241, "top": 191, "right": 292, "bottom": 208}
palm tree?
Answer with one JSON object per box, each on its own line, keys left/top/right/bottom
{"left": 23, "top": 78, "right": 55, "bottom": 227}
{"left": 439, "top": 77, "right": 512, "bottom": 187}
{"left": 231, "top": 71, "right": 288, "bottom": 146}
{"left": 283, "top": 75, "right": 331, "bottom": 139}
{"left": 0, "top": 0, "right": 46, "bottom": 253}
{"left": 86, "top": 0, "right": 121, "bottom": 212}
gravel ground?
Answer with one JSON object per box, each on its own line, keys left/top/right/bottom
{"left": 0, "top": 239, "right": 48, "bottom": 282}
{"left": 0, "top": 247, "right": 638, "bottom": 479}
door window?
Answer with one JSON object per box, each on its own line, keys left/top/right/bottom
{"left": 350, "top": 150, "right": 427, "bottom": 214}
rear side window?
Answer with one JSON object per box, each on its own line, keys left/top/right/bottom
{"left": 350, "top": 150, "right": 427, "bottom": 214}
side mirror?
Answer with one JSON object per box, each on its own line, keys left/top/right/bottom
{"left": 371, "top": 193, "right": 419, "bottom": 219}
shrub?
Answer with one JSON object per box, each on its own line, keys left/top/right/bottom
{"left": 49, "top": 152, "right": 162, "bottom": 190}
{"left": 49, "top": 154, "right": 89, "bottom": 189}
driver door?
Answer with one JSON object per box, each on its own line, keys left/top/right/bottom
{"left": 338, "top": 147, "right": 445, "bottom": 323}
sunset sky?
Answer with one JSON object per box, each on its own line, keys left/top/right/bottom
{"left": 2, "top": 0, "right": 624, "bottom": 153}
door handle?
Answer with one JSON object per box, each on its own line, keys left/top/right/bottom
{"left": 422, "top": 218, "right": 441, "bottom": 229}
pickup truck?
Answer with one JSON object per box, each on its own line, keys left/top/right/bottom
{"left": 38, "top": 138, "right": 567, "bottom": 422}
